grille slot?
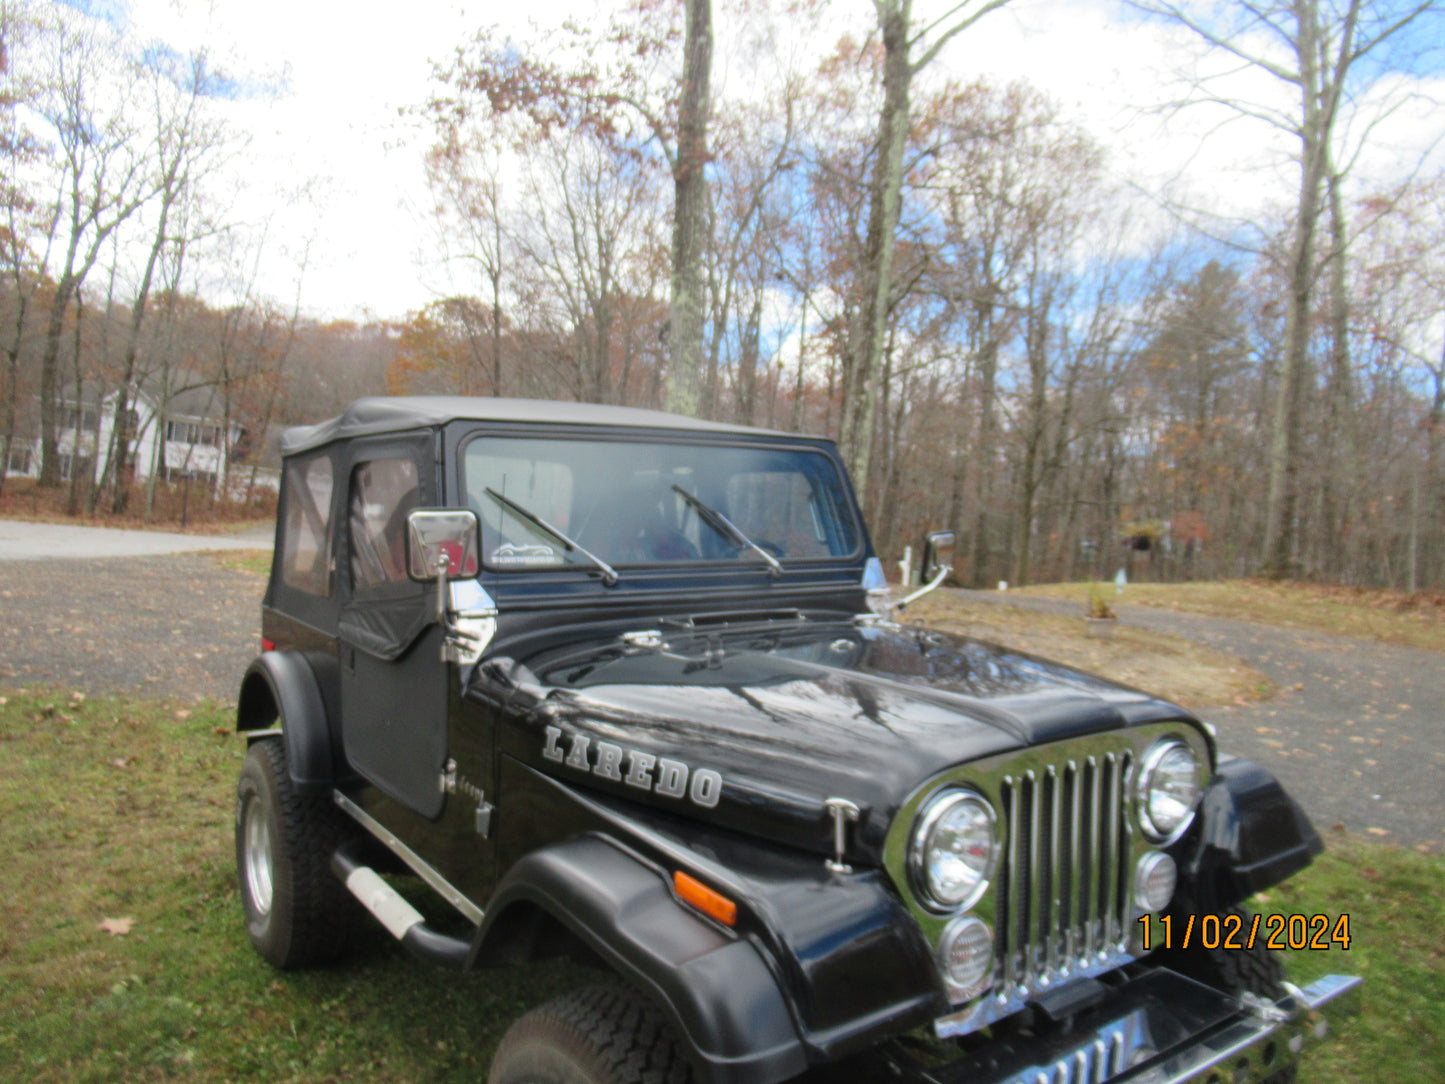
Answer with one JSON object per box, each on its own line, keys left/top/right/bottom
{"left": 1017, "top": 1032, "right": 1128, "bottom": 1084}
{"left": 998, "top": 753, "right": 1132, "bottom": 997}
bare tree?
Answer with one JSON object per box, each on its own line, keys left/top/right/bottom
{"left": 0, "top": 0, "right": 46, "bottom": 497}
{"left": 29, "top": 9, "right": 155, "bottom": 486}
{"left": 1127, "top": 0, "right": 1441, "bottom": 576}
{"left": 423, "top": 134, "right": 509, "bottom": 396}
{"left": 105, "top": 47, "right": 235, "bottom": 511}
{"left": 429, "top": 0, "right": 712, "bottom": 413}
{"left": 841, "top": 0, "right": 1011, "bottom": 501}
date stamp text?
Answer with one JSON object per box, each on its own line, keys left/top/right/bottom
{"left": 1139, "top": 912, "right": 1351, "bottom": 951}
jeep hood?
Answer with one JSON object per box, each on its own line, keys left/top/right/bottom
{"left": 495, "top": 619, "right": 1194, "bottom": 863}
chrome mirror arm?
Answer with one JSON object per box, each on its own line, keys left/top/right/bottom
{"left": 892, "top": 530, "right": 956, "bottom": 613}
{"left": 893, "top": 563, "right": 950, "bottom": 613}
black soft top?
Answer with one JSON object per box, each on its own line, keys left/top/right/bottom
{"left": 280, "top": 396, "right": 800, "bottom": 456}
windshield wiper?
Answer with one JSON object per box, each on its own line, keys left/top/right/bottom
{"left": 484, "top": 487, "right": 619, "bottom": 586}
{"left": 670, "top": 484, "right": 783, "bottom": 577}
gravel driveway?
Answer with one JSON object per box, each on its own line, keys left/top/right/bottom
{"left": 0, "top": 553, "right": 262, "bottom": 701}
{"left": 953, "top": 589, "right": 1443, "bottom": 851}
{"left": 0, "top": 521, "right": 1437, "bottom": 848}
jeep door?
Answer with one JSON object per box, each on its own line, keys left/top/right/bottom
{"left": 336, "top": 434, "right": 449, "bottom": 818}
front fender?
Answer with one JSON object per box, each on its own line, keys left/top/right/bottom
{"left": 1181, "top": 754, "right": 1323, "bottom": 910}
{"left": 472, "top": 835, "right": 808, "bottom": 1084}
{"left": 236, "top": 652, "right": 337, "bottom": 796}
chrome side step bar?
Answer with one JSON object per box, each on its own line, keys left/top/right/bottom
{"left": 333, "top": 790, "right": 484, "bottom": 924}
{"left": 330, "top": 846, "right": 471, "bottom": 970}
{"left": 331, "top": 790, "right": 482, "bottom": 971}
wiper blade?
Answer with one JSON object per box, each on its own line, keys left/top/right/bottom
{"left": 670, "top": 484, "right": 783, "bottom": 577}
{"left": 484, "top": 487, "right": 618, "bottom": 586}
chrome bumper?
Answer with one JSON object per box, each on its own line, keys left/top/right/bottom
{"left": 920, "top": 969, "right": 1360, "bottom": 1084}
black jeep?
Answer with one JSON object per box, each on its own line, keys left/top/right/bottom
{"left": 235, "top": 397, "right": 1356, "bottom": 1083}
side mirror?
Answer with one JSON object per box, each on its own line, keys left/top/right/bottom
{"left": 921, "top": 531, "right": 956, "bottom": 581}
{"left": 406, "top": 509, "right": 480, "bottom": 582}
{"left": 407, "top": 508, "right": 480, "bottom": 634}
{"left": 896, "top": 530, "right": 956, "bottom": 612}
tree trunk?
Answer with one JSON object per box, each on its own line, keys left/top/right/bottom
{"left": 65, "top": 288, "right": 87, "bottom": 516}
{"left": 108, "top": 194, "right": 174, "bottom": 512}
{"left": 972, "top": 325, "right": 999, "bottom": 587}
{"left": 1261, "top": 5, "right": 1326, "bottom": 580}
{"left": 1317, "top": 160, "right": 1355, "bottom": 580}
{"left": 846, "top": 0, "right": 913, "bottom": 501}
{"left": 664, "top": 0, "right": 712, "bottom": 417}
{"left": 790, "top": 280, "right": 811, "bottom": 433}
{"left": 737, "top": 295, "right": 762, "bottom": 426}
{"left": 38, "top": 271, "right": 79, "bottom": 487}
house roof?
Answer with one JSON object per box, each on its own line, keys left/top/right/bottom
{"left": 280, "top": 397, "right": 805, "bottom": 456}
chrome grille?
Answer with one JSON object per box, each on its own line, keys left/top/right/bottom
{"left": 998, "top": 752, "right": 1132, "bottom": 997}
{"left": 1004, "top": 1031, "right": 1128, "bottom": 1084}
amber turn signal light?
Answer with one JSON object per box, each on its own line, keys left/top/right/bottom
{"left": 673, "top": 870, "right": 737, "bottom": 927}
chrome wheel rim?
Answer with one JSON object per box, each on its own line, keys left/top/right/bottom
{"left": 242, "top": 796, "right": 274, "bottom": 917}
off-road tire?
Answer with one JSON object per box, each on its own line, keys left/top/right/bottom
{"left": 1165, "top": 904, "right": 1297, "bottom": 1084}
{"left": 488, "top": 984, "right": 693, "bottom": 1084}
{"left": 235, "top": 737, "right": 356, "bottom": 968}
{"left": 1166, "top": 904, "right": 1287, "bottom": 998}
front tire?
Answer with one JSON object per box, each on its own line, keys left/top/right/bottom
{"left": 235, "top": 737, "right": 356, "bottom": 968}
{"left": 1165, "top": 903, "right": 1296, "bottom": 1084}
{"left": 488, "top": 984, "right": 693, "bottom": 1084}
{"left": 1167, "top": 903, "right": 1288, "bottom": 999}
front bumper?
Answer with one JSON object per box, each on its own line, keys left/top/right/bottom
{"left": 913, "top": 968, "right": 1360, "bottom": 1084}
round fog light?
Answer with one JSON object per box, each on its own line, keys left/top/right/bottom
{"left": 938, "top": 916, "right": 993, "bottom": 999}
{"left": 1135, "top": 852, "right": 1178, "bottom": 913}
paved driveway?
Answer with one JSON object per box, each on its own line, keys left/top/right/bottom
{"left": 0, "top": 519, "right": 273, "bottom": 559}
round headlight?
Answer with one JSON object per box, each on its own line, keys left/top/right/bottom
{"left": 910, "top": 790, "right": 998, "bottom": 911}
{"left": 1137, "top": 739, "right": 1202, "bottom": 842}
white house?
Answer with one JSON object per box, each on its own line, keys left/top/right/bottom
{"left": 4, "top": 371, "right": 258, "bottom": 492}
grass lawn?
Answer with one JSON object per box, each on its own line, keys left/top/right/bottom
{"left": 205, "top": 547, "right": 272, "bottom": 579}
{"left": 0, "top": 689, "right": 1436, "bottom": 1082}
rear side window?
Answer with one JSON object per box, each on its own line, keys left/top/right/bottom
{"left": 280, "top": 455, "right": 335, "bottom": 595}
{"left": 349, "top": 458, "right": 421, "bottom": 589}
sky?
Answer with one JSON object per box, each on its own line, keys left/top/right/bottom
{"left": 114, "top": 0, "right": 1445, "bottom": 323}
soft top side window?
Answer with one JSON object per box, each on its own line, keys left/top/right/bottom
{"left": 349, "top": 457, "right": 421, "bottom": 590}
{"left": 279, "top": 454, "right": 335, "bottom": 596}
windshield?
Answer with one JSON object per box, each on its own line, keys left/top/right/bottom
{"left": 462, "top": 436, "right": 859, "bottom": 572}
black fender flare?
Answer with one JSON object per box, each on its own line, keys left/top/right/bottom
{"left": 471, "top": 835, "right": 808, "bottom": 1084}
{"left": 1180, "top": 754, "right": 1324, "bottom": 911}
{"left": 236, "top": 652, "right": 336, "bottom": 796}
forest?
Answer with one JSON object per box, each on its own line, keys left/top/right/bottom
{"left": 2, "top": 0, "right": 1442, "bottom": 590}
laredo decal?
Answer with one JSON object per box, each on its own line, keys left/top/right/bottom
{"left": 542, "top": 725, "right": 722, "bottom": 809}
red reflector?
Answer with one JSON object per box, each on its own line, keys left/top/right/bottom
{"left": 261, "top": 638, "right": 276, "bottom": 652}
{"left": 673, "top": 871, "right": 737, "bottom": 926}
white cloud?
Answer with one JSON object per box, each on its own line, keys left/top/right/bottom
{"left": 115, "top": 0, "right": 1445, "bottom": 320}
